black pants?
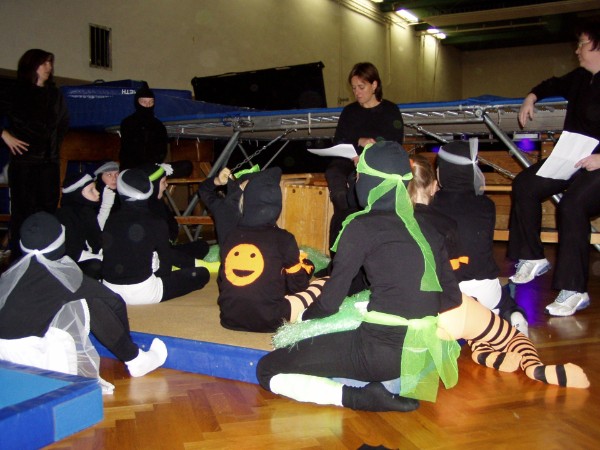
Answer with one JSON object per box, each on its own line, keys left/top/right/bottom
{"left": 256, "top": 327, "right": 403, "bottom": 392}
{"left": 161, "top": 267, "right": 210, "bottom": 301}
{"left": 8, "top": 161, "right": 60, "bottom": 257}
{"left": 508, "top": 160, "right": 600, "bottom": 292}
{"left": 76, "top": 276, "right": 139, "bottom": 362}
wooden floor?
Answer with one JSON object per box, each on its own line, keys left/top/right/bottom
{"left": 45, "top": 242, "right": 600, "bottom": 450}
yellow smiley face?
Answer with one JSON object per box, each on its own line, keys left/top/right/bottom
{"left": 224, "top": 243, "right": 265, "bottom": 286}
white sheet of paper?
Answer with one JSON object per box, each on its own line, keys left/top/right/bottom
{"left": 536, "top": 131, "right": 599, "bottom": 180}
{"left": 307, "top": 144, "right": 358, "bottom": 159}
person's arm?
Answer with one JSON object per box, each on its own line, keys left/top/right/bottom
{"left": 281, "top": 233, "right": 314, "bottom": 294}
{"left": 97, "top": 187, "right": 116, "bottom": 230}
{"left": 1, "top": 129, "right": 29, "bottom": 155}
{"left": 519, "top": 69, "right": 581, "bottom": 127}
{"left": 518, "top": 93, "right": 538, "bottom": 128}
{"left": 302, "top": 221, "right": 366, "bottom": 320}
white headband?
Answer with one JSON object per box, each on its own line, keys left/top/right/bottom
{"left": 438, "top": 138, "right": 486, "bottom": 195}
{"left": 117, "top": 169, "right": 154, "bottom": 201}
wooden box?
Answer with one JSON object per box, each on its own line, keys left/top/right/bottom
{"left": 277, "top": 175, "right": 333, "bottom": 256}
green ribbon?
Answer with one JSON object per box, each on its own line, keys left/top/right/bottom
{"left": 331, "top": 146, "right": 441, "bottom": 292}
{"left": 233, "top": 164, "right": 260, "bottom": 180}
{"left": 363, "top": 310, "right": 460, "bottom": 402}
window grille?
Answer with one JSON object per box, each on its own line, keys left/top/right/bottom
{"left": 89, "top": 24, "right": 111, "bottom": 69}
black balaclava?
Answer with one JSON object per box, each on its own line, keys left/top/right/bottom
{"left": 20, "top": 211, "right": 66, "bottom": 261}
{"left": 137, "top": 162, "right": 171, "bottom": 200}
{"left": 134, "top": 82, "right": 155, "bottom": 117}
{"left": 61, "top": 172, "right": 97, "bottom": 209}
{"left": 117, "top": 168, "right": 153, "bottom": 205}
{"left": 338, "top": 141, "right": 441, "bottom": 292}
{"left": 355, "top": 141, "right": 412, "bottom": 211}
{"left": 240, "top": 167, "right": 282, "bottom": 227}
{"left": 437, "top": 140, "right": 485, "bottom": 195}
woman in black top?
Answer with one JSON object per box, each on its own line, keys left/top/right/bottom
{"left": 0, "top": 49, "right": 69, "bottom": 259}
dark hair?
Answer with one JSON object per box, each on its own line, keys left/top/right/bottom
{"left": 348, "top": 62, "right": 383, "bottom": 101}
{"left": 17, "top": 49, "right": 55, "bottom": 86}
{"left": 575, "top": 20, "right": 600, "bottom": 51}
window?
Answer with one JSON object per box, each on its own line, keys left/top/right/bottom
{"left": 89, "top": 24, "right": 111, "bottom": 69}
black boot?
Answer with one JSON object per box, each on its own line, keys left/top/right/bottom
{"left": 342, "top": 382, "right": 420, "bottom": 412}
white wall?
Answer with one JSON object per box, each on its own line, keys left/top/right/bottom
{"left": 0, "top": 0, "right": 462, "bottom": 106}
{"left": 462, "top": 42, "right": 579, "bottom": 98}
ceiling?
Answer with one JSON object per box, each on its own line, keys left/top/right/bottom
{"left": 376, "top": 0, "right": 600, "bottom": 51}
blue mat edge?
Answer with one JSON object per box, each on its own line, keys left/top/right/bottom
{"left": 91, "top": 331, "right": 268, "bottom": 384}
{"left": 0, "top": 360, "right": 103, "bottom": 450}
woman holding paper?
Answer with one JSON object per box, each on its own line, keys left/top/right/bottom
{"left": 508, "top": 20, "right": 600, "bottom": 317}
{"left": 325, "top": 62, "right": 404, "bottom": 254}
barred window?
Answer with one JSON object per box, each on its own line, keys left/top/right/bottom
{"left": 89, "top": 24, "right": 112, "bottom": 69}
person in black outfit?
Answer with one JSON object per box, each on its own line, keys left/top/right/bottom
{"left": 55, "top": 172, "right": 103, "bottom": 279}
{"left": 427, "top": 142, "right": 528, "bottom": 335}
{"left": 119, "top": 83, "right": 192, "bottom": 178}
{"left": 119, "top": 83, "right": 168, "bottom": 170}
{"left": 138, "top": 162, "right": 211, "bottom": 267}
{"left": 508, "top": 20, "right": 600, "bottom": 316}
{"left": 199, "top": 166, "right": 321, "bottom": 332}
{"left": 325, "top": 62, "right": 404, "bottom": 249}
{"left": 0, "top": 212, "right": 168, "bottom": 389}
{"left": 0, "top": 49, "right": 69, "bottom": 260}
{"left": 102, "top": 168, "right": 209, "bottom": 305}
{"left": 94, "top": 161, "right": 120, "bottom": 230}
{"left": 256, "top": 141, "right": 460, "bottom": 412}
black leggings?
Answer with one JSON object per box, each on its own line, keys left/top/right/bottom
{"left": 82, "top": 279, "right": 139, "bottom": 362}
{"left": 161, "top": 267, "right": 210, "bottom": 301}
{"left": 256, "top": 327, "right": 403, "bottom": 391}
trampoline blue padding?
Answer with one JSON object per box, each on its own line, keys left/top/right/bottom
{"left": 62, "top": 80, "right": 249, "bottom": 131}
{"left": 0, "top": 360, "right": 103, "bottom": 450}
{"left": 91, "top": 331, "right": 267, "bottom": 384}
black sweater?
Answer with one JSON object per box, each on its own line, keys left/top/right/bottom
{"left": 0, "top": 80, "right": 69, "bottom": 163}
{"left": 530, "top": 67, "right": 600, "bottom": 152}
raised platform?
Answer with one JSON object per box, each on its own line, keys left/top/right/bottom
{"left": 92, "top": 278, "right": 271, "bottom": 384}
{"left": 0, "top": 360, "right": 103, "bottom": 450}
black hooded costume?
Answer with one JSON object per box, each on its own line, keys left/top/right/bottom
{"left": 119, "top": 84, "right": 168, "bottom": 170}
{"left": 430, "top": 140, "right": 525, "bottom": 324}
{"left": 207, "top": 167, "right": 314, "bottom": 332}
{"left": 430, "top": 141, "right": 498, "bottom": 282}
{"left": 55, "top": 172, "right": 103, "bottom": 279}
{"left": 256, "top": 141, "right": 462, "bottom": 412}
{"left": 102, "top": 169, "right": 209, "bottom": 304}
{"left": 0, "top": 212, "right": 142, "bottom": 368}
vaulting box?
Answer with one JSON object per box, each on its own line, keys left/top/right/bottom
{"left": 278, "top": 174, "right": 333, "bottom": 256}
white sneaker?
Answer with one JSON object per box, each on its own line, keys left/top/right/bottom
{"left": 509, "top": 258, "right": 551, "bottom": 284}
{"left": 510, "top": 311, "right": 529, "bottom": 337}
{"left": 545, "top": 290, "right": 590, "bottom": 317}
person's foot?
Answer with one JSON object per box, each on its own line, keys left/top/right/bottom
{"left": 126, "top": 338, "right": 168, "bottom": 377}
{"left": 509, "top": 258, "right": 551, "bottom": 284}
{"left": 343, "top": 382, "right": 420, "bottom": 412}
{"left": 545, "top": 291, "right": 590, "bottom": 317}
{"left": 510, "top": 311, "right": 529, "bottom": 337}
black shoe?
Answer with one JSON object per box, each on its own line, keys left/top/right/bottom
{"left": 343, "top": 382, "right": 420, "bottom": 412}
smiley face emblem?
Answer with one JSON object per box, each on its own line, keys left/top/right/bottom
{"left": 224, "top": 243, "right": 265, "bottom": 286}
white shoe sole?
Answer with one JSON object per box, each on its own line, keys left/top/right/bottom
{"left": 509, "top": 261, "right": 551, "bottom": 285}
{"left": 545, "top": 298, "right": 590, "bottom": 317}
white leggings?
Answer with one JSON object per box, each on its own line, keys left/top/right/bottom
{"left": 103, "top": 275, "right": 163, "bottom": 305}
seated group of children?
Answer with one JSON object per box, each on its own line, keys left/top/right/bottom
{"left": 0, "top": 142, "right": 590, "bottom": 404}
